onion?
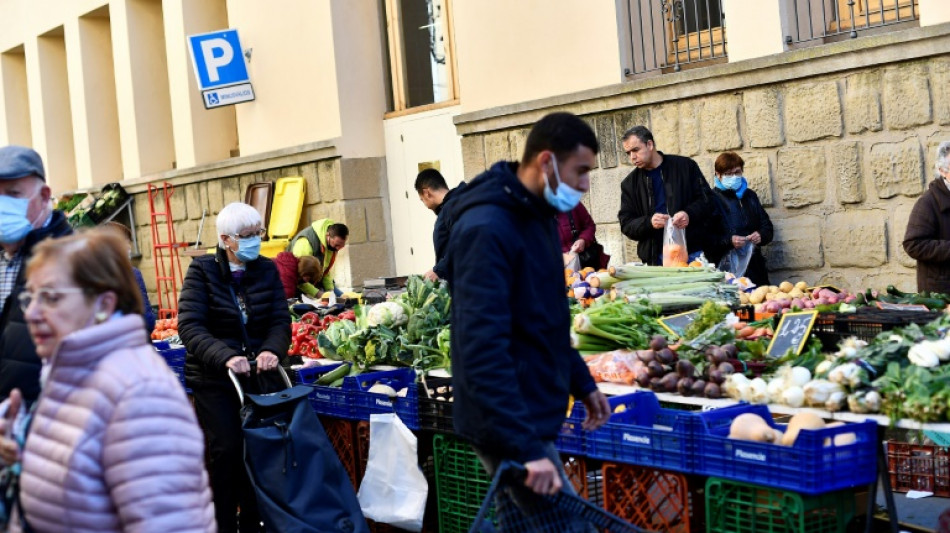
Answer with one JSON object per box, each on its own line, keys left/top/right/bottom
{"left": 788, "top": 367, "right": 812, "bottom": 388}
{"left": 781, "top": 386, "right": 805, "bottom": 408}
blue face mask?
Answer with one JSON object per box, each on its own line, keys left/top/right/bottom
{"left": 0, "top": 195, "right": 34, "bottom": 244}
{"left": 542, "top": 156, "right": 584, "bottom": 213}
{"left": 719, "top": 174, "right": 744, "bottom": 190}
{"left": 233, "top": 235, "right": 261, "bottom": 263}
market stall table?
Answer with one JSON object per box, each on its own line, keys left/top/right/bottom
{"left": 597, "top": 382, "right": 950, "bottom": 533}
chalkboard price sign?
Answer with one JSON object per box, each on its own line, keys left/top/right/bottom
{"left": 658, "top": 309, "right": 700, "bottom": 338}
{"left": 766, "top": 310, "right": 818, "bottom": 358}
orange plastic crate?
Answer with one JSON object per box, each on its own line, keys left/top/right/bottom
{"left": 319, "top": 415, "right": 360, "bottom": 490}
{"left": 602, "top": 461, "right": 703, "bottom": 533}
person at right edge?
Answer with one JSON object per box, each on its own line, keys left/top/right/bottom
{"left": 618, "top": 126, "right": 714, "bottom": 264}
{"left": 446, "top": 112, "right": 610, "bottom": 531}
{"left": 904, "top": 141, "right": 950, "bottom": 294}
{"left": 415, "top": 168, "right": 466, "bottom": 282}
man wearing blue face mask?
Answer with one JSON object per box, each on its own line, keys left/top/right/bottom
{"left": 0, "top": 145, "right": 72, "bottom": 406}
{"left": 446, "top": 113, "right": 610, "bottom": 531}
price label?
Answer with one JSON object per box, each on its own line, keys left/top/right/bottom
{"left": 766, "top": 310, "right": 818, "bottom": 358}
{"left": 658, "top": 309, "right": 700, "bottom": 338}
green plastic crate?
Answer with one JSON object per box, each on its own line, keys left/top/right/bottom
{"left": 706, "top": 477, "right": 855, "bottom": 533}
{"left": 433, "top": 434, "right": 494, "bottom": 533}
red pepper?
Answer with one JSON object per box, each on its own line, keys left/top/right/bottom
{"left": 299, "top": 312, "right": 320, "bottom": 325}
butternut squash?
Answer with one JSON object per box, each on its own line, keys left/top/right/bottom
{"left": 781, "top": 411, "right": 825, "bottom": 446}
{"left": 727, "top": 413, "right": 777, "bottom": 443}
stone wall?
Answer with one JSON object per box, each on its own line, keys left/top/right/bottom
{"left": 456, "top": 28, "right": 950, "bottom": 292}
{"left": 127, "top": 148, "right": 393, "bottom": 307}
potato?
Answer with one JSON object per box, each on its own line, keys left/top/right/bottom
{"left": 739, "top": 292, "right": 750, "bottom": 305}
{"left": 789, "top": 288, "right": 804, "bottom": 299}
{"left": 768, "top": 286, "right": 779, "bottom": 294}
{"left": 795, "top": 281, "right": 808, "bottom": 291}
{"left": 779, "top": 281, "right": 794, "bottom": 293}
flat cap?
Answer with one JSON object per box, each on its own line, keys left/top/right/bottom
{"left": 0, "top": 145, "right": 45, "bottom": 181}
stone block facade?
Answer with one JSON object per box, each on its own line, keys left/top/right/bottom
{"left": 129, "top": 152, "right": 393, "bottom": 306}
{"left": 457, "top": 55, "right": 950, "bottom": 291}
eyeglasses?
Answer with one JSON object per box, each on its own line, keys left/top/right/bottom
{"left": 229, "top": 228, "right": 266, "bottom": 240}
{"left": 18, "top": 287, "right": 88, "bottom": 313}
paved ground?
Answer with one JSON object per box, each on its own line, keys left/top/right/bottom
{"left": 876, "top": 488, "right": 946, "bottom": 532}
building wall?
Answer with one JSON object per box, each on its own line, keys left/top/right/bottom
{"left": 451, "top": 0, "right": 624, "bottom": 113}
{"left": 126, "top": 143, "right": 395, "bottom": 302}
{"left": 455, "top": 24, "right": 950, "bottom": 292}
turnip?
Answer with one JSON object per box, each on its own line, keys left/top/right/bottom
{"left": 803, "top": 300, "right": 815, "bottom": 309}
{"left": 791, "top": 298, "right": 804, "bottom": 309}
{"left": 826, "top": 295, "right": 839, "bottom": 305}
{"left": 816, "top": 297, "right": 829, "bottom": 305}
{"left": 777, "top": 298, "right": 791, "bottom": 308}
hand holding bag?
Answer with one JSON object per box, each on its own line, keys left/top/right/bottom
{"left": 718, "top": 241, "right": 755, "bottom": 278}
{"left": 662, "top": 218, "right": 689, "bottom": 267}
{"left": 357, "top": 413, "right": 428, "bottom": 532}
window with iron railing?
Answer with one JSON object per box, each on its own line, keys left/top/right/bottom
{"left": 623, "top": 0, "right": 727, "bottom": 77}
{"left": 788, "top": 0, "right": 919, "bottom": 44}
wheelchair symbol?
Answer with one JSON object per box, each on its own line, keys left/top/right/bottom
{"left": 206, "top": 92, "right": 220, "bottom": 105}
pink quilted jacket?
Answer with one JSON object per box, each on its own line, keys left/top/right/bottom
{"left": 13, "top": 315, "right": 216, "bottom": 532}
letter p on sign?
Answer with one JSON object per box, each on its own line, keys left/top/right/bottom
{"left": 188, "top": 29, "right": 250, "bottom": 90}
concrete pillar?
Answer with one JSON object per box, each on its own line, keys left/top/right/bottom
{"left": 0, "top": 47, "right": 32, "bottom": 147}
{"left": 27, "top": 29, "right": 77, "bottom": 193}
{"left": 721, "top": 0, "right": 787, "bottom": 63}
{"left": 919, "top": 0, "right": 950, "bottom": 27}
{"left": 111, "top": 0, "right": 175, "bottom": 179}
{"left": 66, "top": 11, "right": 123, "bottom": 188}
{"left": 162, "top": 0, "right": 238, "bottom": 168}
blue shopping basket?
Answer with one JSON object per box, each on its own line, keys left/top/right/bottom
{"left": 468, "top": 461, "right": 654, "bottom": 533}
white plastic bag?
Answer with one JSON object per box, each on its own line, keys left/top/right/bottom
{"left": 357, "top": 413, "right": 428, "bottom": 531}
{"left": 564, "top": 252, "right": 581, "bottom": 272}
{"left": 718, "top": 241, "right": 755, "bottom": 278}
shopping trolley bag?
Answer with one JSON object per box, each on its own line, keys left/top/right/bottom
{"left": 469, "top": 461, "right": 653, "bottom": 533}
{"left": 235, "top": 365, "right": 369, "bottom": 533}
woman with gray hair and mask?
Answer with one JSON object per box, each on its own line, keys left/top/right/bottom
{"left": 903, "top": 141, "right": 950, "bottom": 294}
{"left": 177, "top": 202, "right": 290, "bottom": 533}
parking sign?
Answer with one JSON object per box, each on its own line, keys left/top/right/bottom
{"left": 188, "top": 29, "right": 250, "bottom": 91}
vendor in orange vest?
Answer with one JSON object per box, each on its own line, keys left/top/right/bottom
{"left": 287, "top": 219, "right": 349, "bottom": 297}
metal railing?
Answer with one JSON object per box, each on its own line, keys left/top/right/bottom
{"left": 788, "top": 0, "right": 919, "bottom": 44}
{"left": 623, "top": 0, "right": 727, "bottom": 77}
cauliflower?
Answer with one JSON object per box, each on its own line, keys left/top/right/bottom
{"left": 366, "top": 301, "right": 410, "bottom": 328}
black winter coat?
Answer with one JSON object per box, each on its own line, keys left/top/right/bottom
{"left": 708, "top": 188, "right": 774, "bottom": 286}
{"left": 903, "top": 179, "right": 950, "bottom": 293}
{"left": 0, "top": 210, "right": 73, "bottom": 403}
{"left": 446, "top": 161, "right": 597, "bottom": 463}
{"left": 618, "top": 153, "right": 715, "bottom": 265}
{"left": 432, "top": 182, "right": 466, "bottom": 279}
{"left": 178, "top": 247, "right": 291, "bottom": 388}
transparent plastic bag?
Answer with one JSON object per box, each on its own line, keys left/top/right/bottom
{"left": 662, "top": 219, "right": 689, "bottom": 267}
{"left": 718, "top": 241, "right": 755, "bottom": 278}
{"left": 564, "top": 253, "right": 581, "bottom": 272}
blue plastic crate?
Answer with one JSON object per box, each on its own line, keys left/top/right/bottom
{"left": 586, "top": 391, "right": 696, "bottom": 472}
{"left": 301, "top": 363, "right": 353, "bottom": 419}
{"left": 344, "top": 368, "right": 419, "bottom": 430}
{"left": 556, "top": 393, "right": 644, "bottom": 456}
{"left": 693, "top": 403, "right": 878, "bottom": 494}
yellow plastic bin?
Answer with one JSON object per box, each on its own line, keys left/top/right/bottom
{"left": 260, "top": 176, "right": 306, "bottom": 258}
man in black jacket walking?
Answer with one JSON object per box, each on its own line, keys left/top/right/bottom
{"left": 618, "top": 126, "right": 714, "bottom": 265}
{"left": 415, "top": 168, "right": 466, "bottom": 281}
{"left": 447, "top": 112, "right": 610, "bottom": 530}
{"left": 0, "top": 145, "right": 73, "bottom": 405}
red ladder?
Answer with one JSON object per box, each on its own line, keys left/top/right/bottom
{"left": 147, "top": 182, "right": 185, "bottom": 319}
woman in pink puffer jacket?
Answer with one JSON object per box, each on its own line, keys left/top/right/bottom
{"left": 3, "top": 229, "right": 215, "bottom": 532}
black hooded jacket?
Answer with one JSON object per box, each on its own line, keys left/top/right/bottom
{"left": 0, "top": 210, "right": 73, "bottom": 403}
{"left": 617, "top": 153, "right": 715, "bottom": 265}
{"left": 707, "top": 187, "right": 774, "bottom": 286}
{"left": 432, "top": 181, "right": 467, "bottom": 279}
{"left": 446, "top": 161, "right": 597, "bottom": 463}
{"left": 178, "top": 247, "right": 291, "bottom": 388}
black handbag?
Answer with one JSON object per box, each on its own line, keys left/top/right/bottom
{"left": 567, "top": 212, "right": 605, "bottom": 269}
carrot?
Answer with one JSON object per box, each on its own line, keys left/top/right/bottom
{"left": 733, "top": 321, "right": 748, "bottom": 330}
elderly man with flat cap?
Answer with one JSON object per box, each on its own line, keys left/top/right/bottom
{"left": 0, "top": 145, "right": 72, "bottom": 405}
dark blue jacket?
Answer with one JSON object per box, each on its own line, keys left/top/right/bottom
{"left": 133, "top": 267, "right": 156, "bottom": 334}
{"left": 0, "top": 210, "right": 73, "bottom": 404}
{"left": 446, "top": 161, "right": 597, "bottom": 463}
{"left": 431, "top": 182, "right": 466, "bottom": 279}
